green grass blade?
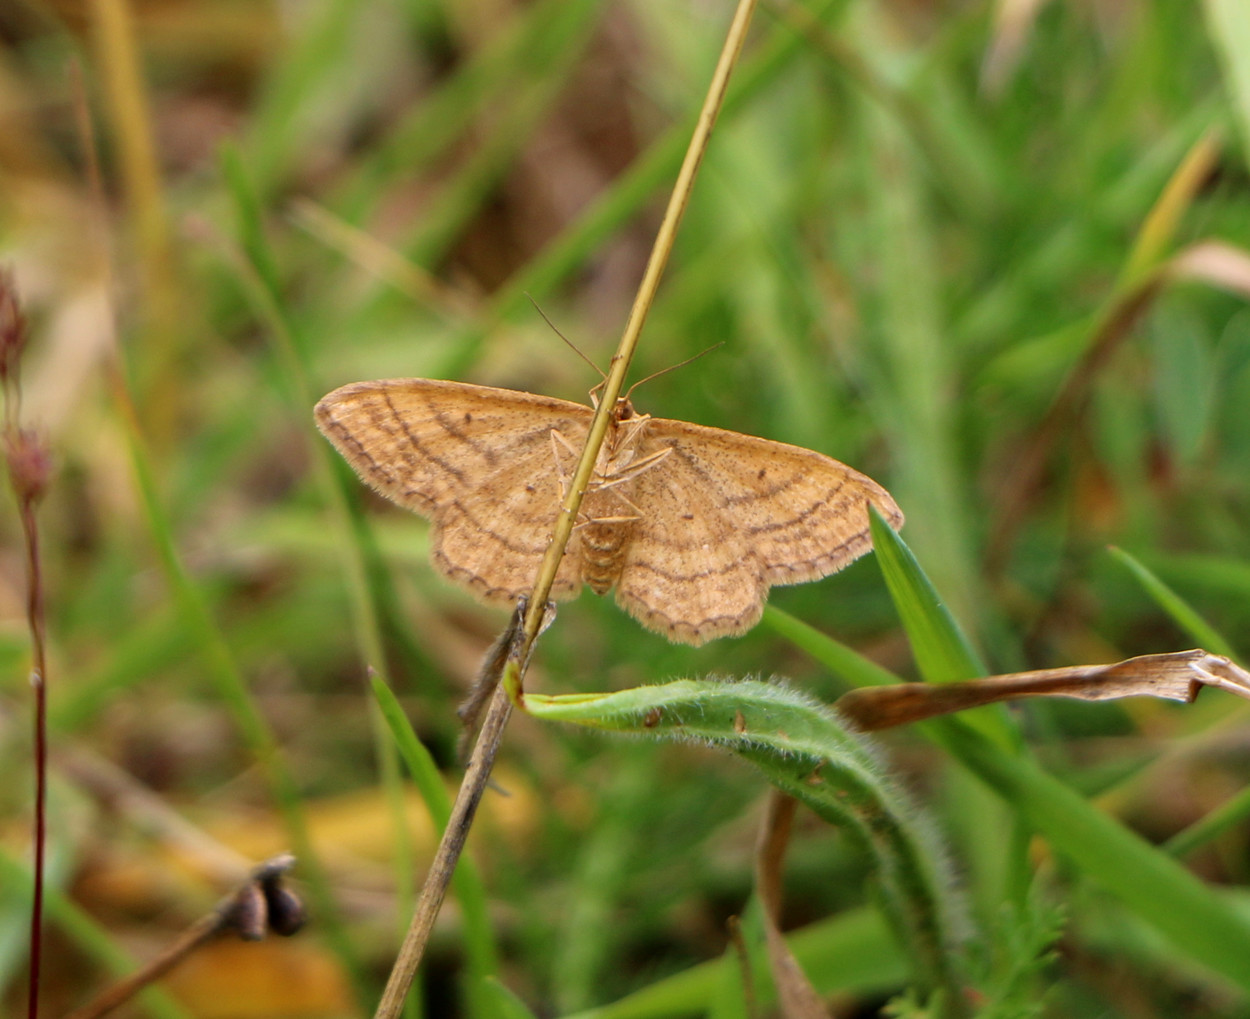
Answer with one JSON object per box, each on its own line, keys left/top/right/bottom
{"left": 793, "top": 614, "right": 1250, "bottom": 991}
{"left": 0, "top": 850, "right": 191, "bottom": 1019}
{"left": 107, "top": 380, "right": 367, "bottom": 1000}
{"left": 851, "top": 83, "right": 984, "bottom": 638}
{"left": 926, "top": 714, "right": 1250, "bottom": 992}
{"left": 1204, "top": 0, "right": 1250, "bottom": 162}
{"left": 803, "top": 514, "right": 1250, "bottom": 991}
{"left": 1107, "top": 546, "right": 1237, "bottom": 658}
{"left": 762, "top": 605, "right": 900, "bottom": 689}
{"left": 868, "top": 508, "right": 988, "bottom": 684}
{"left": 559, "top": 907, "right": 900, "bottom": 1019}
{"left": 221, "top": 146, "right": 417, "bottom": 1000}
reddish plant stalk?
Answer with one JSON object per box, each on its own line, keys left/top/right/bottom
{"left": 23, "top": 490, "right": 47, "bottom": 1019}
{"left": 3, "top": 273, "right": 49, "bottom": 1019}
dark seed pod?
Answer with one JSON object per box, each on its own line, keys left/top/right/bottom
{"left": 263, "top": 883, "right": 307, "bottom": 937}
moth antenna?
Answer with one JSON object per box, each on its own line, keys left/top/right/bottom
{"left": 526, "top": 294, "right": 606, "bottom": 380}
{"left": 624, "top": 343, "right": 725, "bottom": 402}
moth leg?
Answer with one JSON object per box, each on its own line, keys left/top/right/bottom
{"left": 615, "top": 413, "right": 651, "bottom": 451}
{"left": 571, "top": 509, "right": 619, "bottom": 531}
{"left": 549, "top": 428, "right": 579, "bottom": 499}
{"left": 602, "top": 488, "right": 646, "bottom": 520}
{"left": 571, "top": 508, "right": 641, "bottom": 530}
{"left": 602, "top": 446, "right": 672, "bottom": 486}
{"left": 586, "top": 453, "right": 669, "bottom": 520}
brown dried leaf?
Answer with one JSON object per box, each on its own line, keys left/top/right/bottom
{"left": 836, "top": 650, "right": 1250, "bottom": 732}
{"left": 1167, "top": 239, "right": 1250, "bottom": 298}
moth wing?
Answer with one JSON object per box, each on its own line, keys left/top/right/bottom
{"left": 315, "top": 378, "right": 592, "bottom": 603}
{"left": 614, "top": 417, "right": 902, "bottom": 644}
{"left": 611, "top": 458, "right": 758, "bottom": 645}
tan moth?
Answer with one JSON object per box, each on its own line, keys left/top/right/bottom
{"left": 315, "top": 378, "right": 903, "bottom": 646}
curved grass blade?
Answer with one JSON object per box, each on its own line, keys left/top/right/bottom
{"left": 527, "top": 679, "right": 967, "bottom": 1010}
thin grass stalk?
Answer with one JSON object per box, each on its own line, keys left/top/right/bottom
{"left": 64, "top": 917, "right": 221, "bottom": 1019}
{"left": 372, "top": 0, "right": 760, "bottom": 1013}
{"left": 64, "top": 855, "right": 303, "bottom": 1019}
{"left": 88, "top": 0, "right": 181, "bottom": 437}
{"left": 71, "top": 82, "right": 370, "bottom": 1003}
{"left": 219, "top": 150, "right": 457, "bottom": 1003}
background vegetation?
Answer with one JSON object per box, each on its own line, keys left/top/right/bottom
{"left": 3, "top": 0, "right": 1250, "bottom": 1015}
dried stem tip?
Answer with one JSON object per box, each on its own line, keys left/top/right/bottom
{"left": 218, "top": 853, "right": 306, "bottom": 940}
{"left": 6, "top": 429, "right": 51, "bottom": 506}
{"left": 0, "top": 269, "right": 27, "bottom": 385}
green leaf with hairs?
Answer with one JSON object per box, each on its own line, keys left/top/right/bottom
{"left": 527, "top": 678, "right": 966, "bottom": 1009}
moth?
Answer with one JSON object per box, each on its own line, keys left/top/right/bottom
{"left": 315, "top": 378, "right": 902, "bottom": 645}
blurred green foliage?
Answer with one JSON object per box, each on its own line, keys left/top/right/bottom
{"left": 3, "top": 0, "right": 1250, "bottom": 1015}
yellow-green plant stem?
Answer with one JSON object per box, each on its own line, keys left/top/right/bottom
{"left": 372, "top": 0, "right": 760, "bottom": 1013}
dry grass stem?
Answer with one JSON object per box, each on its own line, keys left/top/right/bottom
{"left": 372, "top": 0, "right": 760, "bottom": 1012}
